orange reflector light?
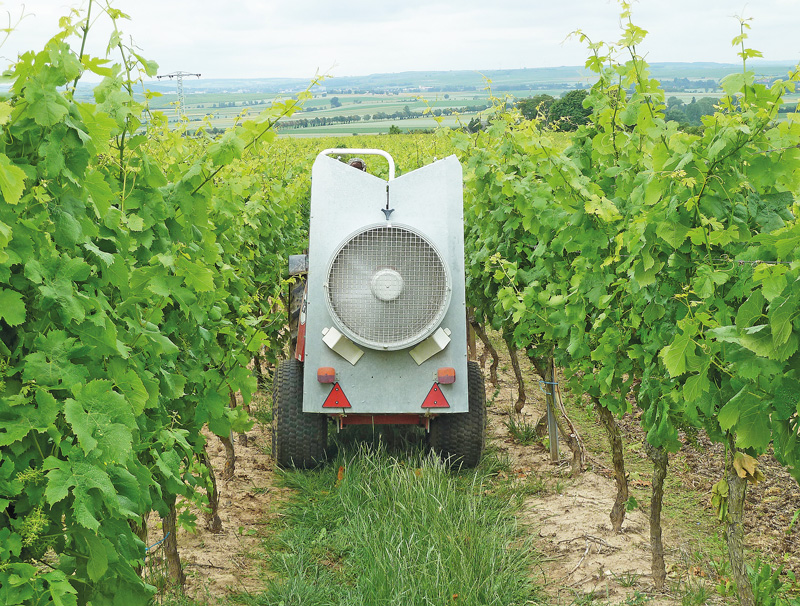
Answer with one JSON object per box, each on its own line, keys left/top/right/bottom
{"left": 317, "top": 367, "right": 336, "bottom": 383}
{"left": 437, "top": 367, "right": 456, "bottom": 384}
{"left": 421, "top": 383, "right": 450, "bottom": 408}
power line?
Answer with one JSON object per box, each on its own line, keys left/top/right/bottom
{"left": 156, "top": 71, "right": 201, "bottom": 118}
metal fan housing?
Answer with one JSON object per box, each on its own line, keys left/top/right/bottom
{"left": 325, "top": 224, "right": 451, "bottom": 351}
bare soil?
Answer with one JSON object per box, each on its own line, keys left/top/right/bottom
{"left": 483, "top": 357, "right": 686, "bottom": 605}
{"left": 153, "top": 343, "right": 800, "bottom": 605}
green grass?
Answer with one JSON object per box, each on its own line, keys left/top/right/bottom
{"left": 504, "top": 414, "right": 541, "bottom": 446}
{"left": 244, "top": 442, "right": 541, "bottom": 605}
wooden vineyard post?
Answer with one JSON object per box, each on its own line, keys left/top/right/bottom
{"left": 544, "top": 357, "right": 559, "bottom": 463}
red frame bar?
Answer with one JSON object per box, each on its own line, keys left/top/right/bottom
{"left": 332, "top": 414, "right": 432, "bottom": 427}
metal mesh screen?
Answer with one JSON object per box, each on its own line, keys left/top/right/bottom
{"left": 326, "top": 225, "right": 450, "bottom": 350}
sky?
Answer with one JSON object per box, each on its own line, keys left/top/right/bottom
{"left": 1, "top": 0, "right": 799, "bottom": 81}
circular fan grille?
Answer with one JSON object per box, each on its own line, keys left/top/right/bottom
{"left": 325, "top": 225, "right": 451, "bottom": 350}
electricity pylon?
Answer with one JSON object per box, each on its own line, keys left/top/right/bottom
{"left": 156, "top": 71, "right": 201, "bottom": 118}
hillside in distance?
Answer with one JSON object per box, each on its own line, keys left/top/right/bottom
{"left": 141, "top": 61, "right": 799, "bottom": 95}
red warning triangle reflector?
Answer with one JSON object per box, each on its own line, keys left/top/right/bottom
{"left": 421, "top": 383, "right": 450, "bottom": 408}
{"left": 323, "top": 383, "right": 352, "bottom": 409}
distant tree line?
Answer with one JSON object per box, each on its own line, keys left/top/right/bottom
{"left": 665, "top": 96, "right": 718, "bottom": 126}
{"left": 277, "top": 103, "right": 490, "bottom": 130}
{"left": 516, "top": 90, "right": 592, "bottom": 131}
{"left": 517, "top": 91, "right": 731, "bottom": 131}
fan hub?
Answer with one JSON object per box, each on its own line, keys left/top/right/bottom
{"left": 371, "top": 268, "right": 404, "bottom": 302}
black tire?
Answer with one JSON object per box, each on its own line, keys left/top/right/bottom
{"left": 429, "top": 361, "right": 486, "bottom": 468}
{"left": 272, "top": 358, "right": 327, "bottom": 469}
{"left": 288, "top": 278, "right": 306, "bottom": 354}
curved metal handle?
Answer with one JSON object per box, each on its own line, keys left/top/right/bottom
{"left": 317, "top": 148, "right": 396, "bottom": 181}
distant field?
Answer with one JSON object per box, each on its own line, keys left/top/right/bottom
{"left": 154, "top": 90, "right": 497, "bottom": 134}
{"left": 147, "top": 77, "right": 799, "bottom": 135}
{"left": 283, "top": 115, "right": 474, "bottom": 136}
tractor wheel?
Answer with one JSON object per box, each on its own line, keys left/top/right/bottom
{"left": 288, "top": 278, "right": 306, "bottom": 354}
{"left": 272, "top": 358, "right": 327, "bottom": 468}
{"left": 429, "top": 361, "right": 486, "bottom": 468}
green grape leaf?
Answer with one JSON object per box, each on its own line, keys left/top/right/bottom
{"left": 64, "top": 380, "right": 135, "bottom": 464}
{"left": 54, "top": 211, "right": 83, "bottom": 248}
{"left": 0, "top": 154, "right": 27, "bottom": 205}
{"left": 720, "top": 72, "right": 754, "bottom": 96}
{"left": 153, "top": 449, "right": 184, "bottom": 495}
{"left": 110, "top": 367, "right": 149, "bottom": 415}
{"left": 44, "top": 457, "right": 118, "bottom": 531}
{"left": 661, "top": 330, "right": 695, "bottom": 377}
{"left": 774, "top": 232, "right": 800, "bottom": 260}
{"left": 83, "top": 242, "right": 114, "bottom": 267}
{"left": 753, "top": 264, "right": 788, "bottom": 301}
{"left": 139, "top": 322, "right": 179, "bottom": 356}
{"left": 126, "top": 213, "right": 145, "bottom": 231}
{"left": 0, "top": 288, "right": 26, "bottom": 326}
{"left": 23, "top": 331, "right": 89, "bottom": 391}
{"left": 159, "top": 370, "right": 187, "bottom": 399}
{"left": 0, "top": 101, "right": 12, "bottom": 125}
{"left": 656, "top": 222, "right": 691, "bottom": 248}
{"left": 176, "top": 257, "right": 215, "bottom": 292}
{"left": 774, "top": 379, "right": 800, "bottom": 421}
{"left": 0, "top": 528, "right": 22, "bottom": 559}
{"left": 584, "top": 194, "right": 621, "bottom": 222}
{"left": 739, "top": 324, "right": 774, "bottom": 357}
{"left": 25, "top": 82, "right": 70, "bottom": 126}
{"left": 131, "top": 52, "right": 159, "bottom": 77}
{"left": 768, "top": 293, "right": 798, "bottom": 347}
{"left": 735, "top": 290, "right": 765, "bottom": 330}
{"left": 718, "top": 386, "right": 771, "bottom": 451}
{"left": 76, "top": 104, "right": 119, "bottom": 156}
{"left": 208, "top": 130, "right": 245, "bottom": 166}
{"left": 84, "top": 169, "right": 115, "bottom": 217}
{"left": 683, "top": 370, "right": 710, "bottom": 402}
{"left": 74, "top": 316, "right": 129, "bottom": 359}
{"left": 739, "top": 324, "right": 799, "bottom": 361}
{"left": 83, "top": 532, "right": 110, "bottom": 581}
{"left": 80, "top": 56, "right": 114, "bottom": 77}
{"left": 0, "top": 390, "right": 61, "bottom": 447}
{"left": 145, "top": 274, "right": 182, "bottom": 298}
{"left": 0, "top": 219, "right": 12, "bottom": 249}
{"left": 43, "top": 570, "right": 79, "bottom": 606}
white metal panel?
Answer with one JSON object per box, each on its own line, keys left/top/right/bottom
{"left": 303, "top": 155, "right": 468, "bottom": 414}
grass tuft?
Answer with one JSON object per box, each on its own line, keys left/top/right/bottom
{"left": 504, "top": 414, "right": 540, "bottom": 446}
{"left": 257, "top": 443, "right": 542, "bottom": 605}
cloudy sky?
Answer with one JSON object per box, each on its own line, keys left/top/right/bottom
{"left": 2, "top": 1, "right": 799, "bottom": 80}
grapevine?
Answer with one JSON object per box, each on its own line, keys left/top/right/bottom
{"left": 0, "top": 3, "right": 314, "bottom": 602}
{"left": 454, "top": 4, "right": 800, "bottom": 602}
